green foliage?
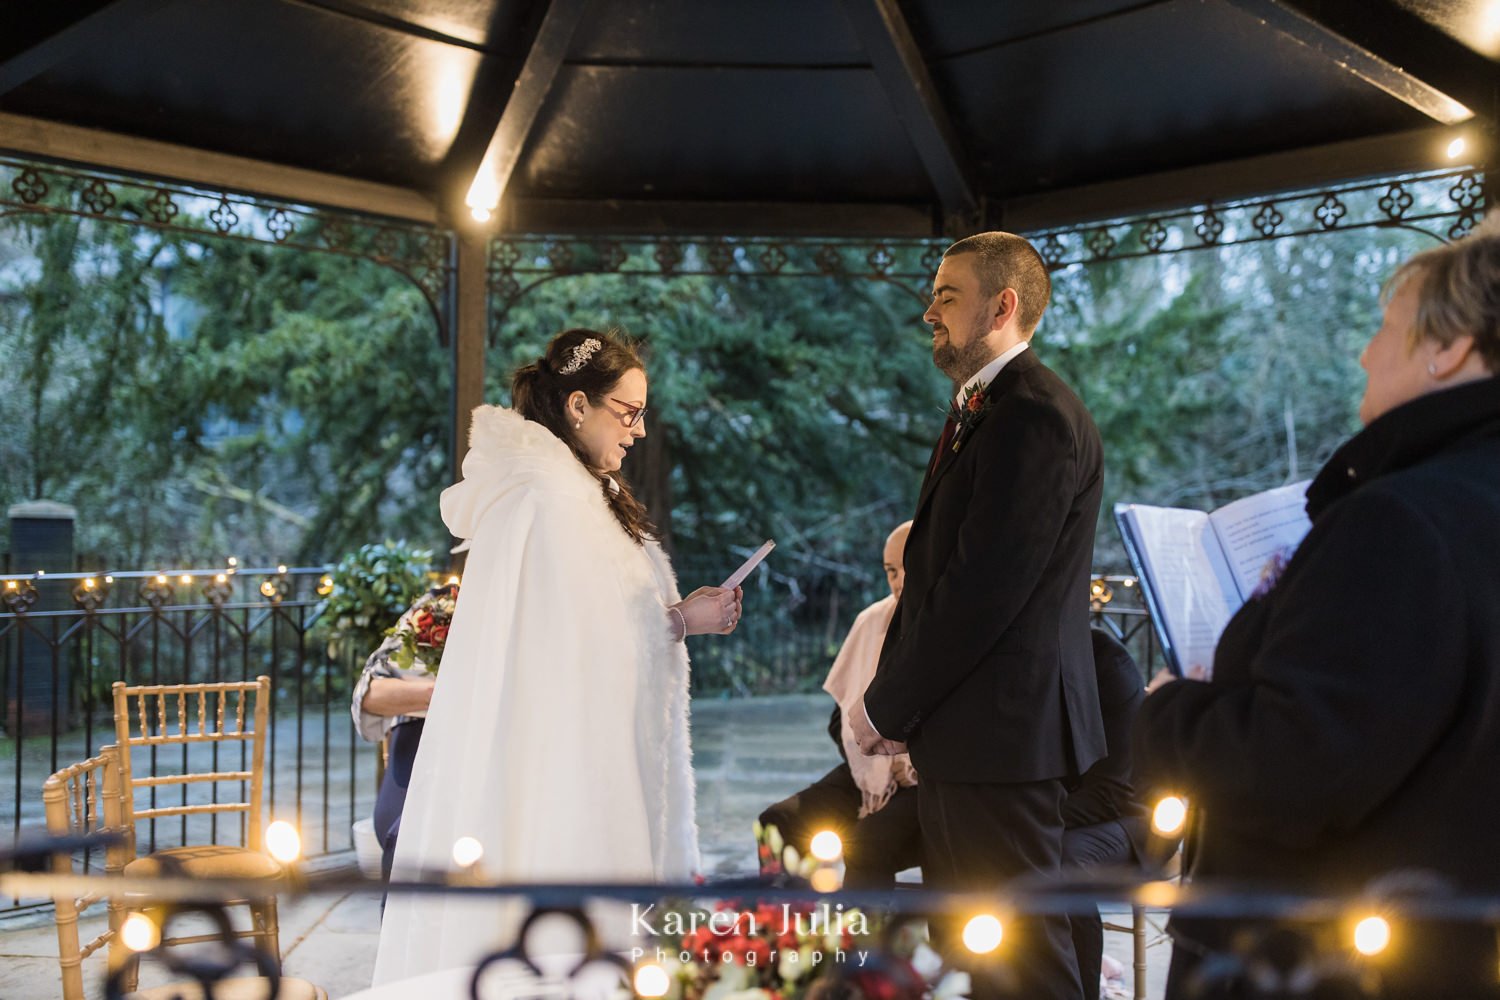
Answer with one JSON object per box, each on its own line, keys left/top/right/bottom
{"left": 0, "top": 191, "right": 1454, "bottom": 693}
{"left": 322, "top": 540, "right": 434, "bottom": 659}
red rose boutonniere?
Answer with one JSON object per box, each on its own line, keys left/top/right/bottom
{"left": 947, "top": 380, "right": 995, "bottom": 454}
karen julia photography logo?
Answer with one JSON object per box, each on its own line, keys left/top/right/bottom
{"left": 629, "top": 901, "right": 872, "bottom": 968}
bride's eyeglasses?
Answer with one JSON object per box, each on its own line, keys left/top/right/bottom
{"left": 608, "top": 398, "right": 647, "bottom": 428}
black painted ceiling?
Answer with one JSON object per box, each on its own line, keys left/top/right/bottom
{"left": 1, "top": 0, "right": 1494, "bottom": 235}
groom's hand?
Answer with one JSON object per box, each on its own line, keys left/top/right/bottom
{"left": 851, "top": 700, "right": 908, "bottom": 756}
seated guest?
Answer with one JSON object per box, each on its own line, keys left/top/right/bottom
{"left": 760, "top": 524, "right": 1158, "bottom": 930}
{"left": 760, "top": 521, "right": 921, "bottom": 889}
{"left": 1138, "top": 215, "right": 1500, "bottom": 1000}
{"left": 350, "top": 584, "right": 451, "bottom": 877}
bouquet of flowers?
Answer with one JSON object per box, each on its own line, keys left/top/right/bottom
{"left": 387, "top": 583, "right": 458, "bottom": 674}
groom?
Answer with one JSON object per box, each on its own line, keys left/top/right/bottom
{"left": 852, "top": 232, "right": 1106, "bottom": 998}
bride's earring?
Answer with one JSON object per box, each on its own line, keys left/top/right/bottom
{"left": 574, "top": 418, "right": 583, "bottom": 428}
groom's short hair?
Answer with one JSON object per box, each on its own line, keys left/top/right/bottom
{"left": 943, "top": 232, "right": 1052, "bottom": 336}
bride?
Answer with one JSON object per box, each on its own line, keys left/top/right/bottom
{"left": 373, "top": 329, "right": 743, "bottom": 983}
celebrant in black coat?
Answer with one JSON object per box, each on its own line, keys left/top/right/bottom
{"left": 1138, "top": 213, "right": 1500, "bottom": 1000}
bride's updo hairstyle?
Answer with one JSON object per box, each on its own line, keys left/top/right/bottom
{"left": 511, "top": 328, "right": 658, "bottom": 544}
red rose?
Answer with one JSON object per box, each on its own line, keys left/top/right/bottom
{"left": 966, "top": 391, "right": 984, "bottom": 413}
{"left": 430, "top": 624, "right": 449, "bottom": 646}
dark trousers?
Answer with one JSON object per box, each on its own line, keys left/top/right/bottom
{"left": 919, "top": 777, "right": 1083, "bottom": 1000}
{"left": 373, "top": 718, "right": 424, "bottom": 880}
{"left": 1061, "top": 818, "right": 1137, "bottom": 995}
{"left": 758, "top": 764, "right": 923, "bottom": 889}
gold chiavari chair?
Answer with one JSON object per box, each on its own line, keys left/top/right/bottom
{"left": 44, "top": 744, "right": 130, "bottom": 1000}
{"left": 44, "top": 744, "right": 329, "bottom": 1000}
{"left": 111, "top": 677, "right": 284, "bottom": 989}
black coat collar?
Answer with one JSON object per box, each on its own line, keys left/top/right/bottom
{"left": 1307, "top": 376, "right": 1500, "bottom": 520}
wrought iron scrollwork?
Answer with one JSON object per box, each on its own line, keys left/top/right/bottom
{"left": 1023, "top": 168, "right": 1482, "bottom": 269}
{"left": 0, "top": 158, "right": 454, "bottom": 341}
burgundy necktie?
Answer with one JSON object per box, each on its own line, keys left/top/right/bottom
{"left": 928, "top": 416, "right": 958, "bottom": 476}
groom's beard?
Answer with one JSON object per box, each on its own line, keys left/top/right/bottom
{"left": 932, "top": 314, "right": 994, "bottom": 385}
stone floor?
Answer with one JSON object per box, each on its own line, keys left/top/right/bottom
{"left": 0, "top": 694, "right": 1170, "bottom": 999}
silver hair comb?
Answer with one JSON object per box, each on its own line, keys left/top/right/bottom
{"left": 557, "top": 337, "right": 603, "bottom": 375}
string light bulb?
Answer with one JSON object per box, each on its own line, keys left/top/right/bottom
{"left": 962, "top": 914, "right": 1004, "bottom": 954}
{"left": 179, "top": 574, "right": 192, "bottom": 585}
{"left": 83, "top": 578, "right": 96, "bottom": 590}
{"left": 633, "top": 962, "right": 671, "bottom": 998}
{"left": 265, "top": 820, "right": 301, "bottom": 864}
{"left": 276, "top": 564, "right": 288, "bottom": 575}
{"left": 1353, "top": 915, "right": 1391, "bottom": 956}
{"left": 155, "top": 574, "right": 168, "bottom": 585}
{"left": 121, "top": 913, "right": 160, "bottom": 953}
{"left": 809, "top": 830, "right": 843, "bottom": 863}
{"left": 446, "top": 575, "right": 461, "bottom": 587}
{"left": 1152, "top": 795, "right": 1188, "bottom": 836}
{"left": 452, "top": 836, "right": 484, "bottom": 869}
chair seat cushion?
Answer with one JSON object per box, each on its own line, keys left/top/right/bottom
{"left": 127, "top": 976, "right": 325, "bottom": 1000}
{"left": 125, "top": 845, "right": 282, "bottom": 881}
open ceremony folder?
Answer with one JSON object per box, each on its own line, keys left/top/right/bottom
{"left": 1115, "top": 481, "right": 1312, "bottom": 678}
{"left": 721, "top": 539, "right": 775, "bottom": 590}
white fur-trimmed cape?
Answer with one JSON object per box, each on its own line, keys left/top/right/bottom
{"left": 374, "top": 406, "right": 697, "bottom": 984}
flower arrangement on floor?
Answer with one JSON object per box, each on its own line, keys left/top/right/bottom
{"left": 753, "top": 820, "right": 818, "bottom": 881}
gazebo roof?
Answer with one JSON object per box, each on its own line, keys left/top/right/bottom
{"left": 1, "top": 0, "right": 1495, "bottom": 236}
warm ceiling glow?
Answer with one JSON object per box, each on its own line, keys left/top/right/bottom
{"left": 470, "top": 206, "right": 492, "bottom": 223}
{"left": 1481, "top": 1, "right": 1500, "bottom": 54}
{"left": 1447, "top": 136, "right": 1468, "bottom": 160}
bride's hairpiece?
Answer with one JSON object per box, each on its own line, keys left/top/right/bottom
{"left": 557, "top": 337, "right": 603, "bottom": 375}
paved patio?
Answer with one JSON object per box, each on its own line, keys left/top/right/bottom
{"left": 0, "top": 694, "right": 1169, "bottom": 999}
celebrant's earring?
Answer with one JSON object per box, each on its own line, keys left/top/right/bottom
{"left": 1428, "top": 362, "right": 1438, "bottom": 375}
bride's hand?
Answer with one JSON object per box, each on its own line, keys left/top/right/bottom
{"left": 673, "top": 586, "right": 744, "bottom": 636}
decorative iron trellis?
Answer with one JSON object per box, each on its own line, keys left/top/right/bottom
{"left": 1028, "top": 168, "right": 1485, "bottom": 269}
{"left": 0, "top": 158, "right": 453, "bottom": 341}
{"left": 485, "top": 236, "right": 948, "bottom": 335}
{"left": 485, "top": 168, "right": 1486, "bottom": 330}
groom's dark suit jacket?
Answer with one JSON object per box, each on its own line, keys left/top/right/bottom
{"left": 865, "top": 348, "right": 1107, "bottom": 784}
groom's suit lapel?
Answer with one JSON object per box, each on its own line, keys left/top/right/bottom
{"left": 912, "top": 349, "right": 1037, "bottom": 525}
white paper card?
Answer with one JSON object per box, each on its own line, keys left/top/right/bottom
{"left": 721, "top": 539, "right": 775, "bottom": 589}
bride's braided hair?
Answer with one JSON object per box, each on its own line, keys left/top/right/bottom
{"left": 511, "top": 328, "right": 659, "bottom": 545}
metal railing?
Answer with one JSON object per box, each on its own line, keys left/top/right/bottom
{"left": 1, "top": 563, "right": 1156, "bottom": 914}
{"left": 0, "top": 565, "right": 375, "bottom": 911}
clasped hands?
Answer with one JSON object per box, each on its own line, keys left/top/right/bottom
{"left": 850, "top": 700, "right": 907, "bottom": 756}
{"left": 672, "top": 585, "right": 744, "bottom": 638}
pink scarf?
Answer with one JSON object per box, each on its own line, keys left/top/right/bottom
{"left": 822, "top": 594, "right": 918, "bottom": 817}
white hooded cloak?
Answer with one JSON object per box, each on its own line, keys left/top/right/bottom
{"left": 373, "top": 405, "right": 698, "bottom": 984}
